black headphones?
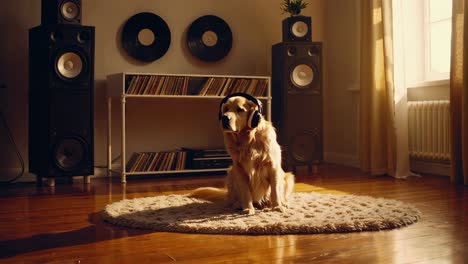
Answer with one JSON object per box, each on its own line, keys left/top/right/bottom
{"left": 218, "top": 92, "right": 263, "bottom": 129}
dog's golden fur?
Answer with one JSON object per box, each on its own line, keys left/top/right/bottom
{"left": 189, "top": 96, "right": 295, "bottom": 214}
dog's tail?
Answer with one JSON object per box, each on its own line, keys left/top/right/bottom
{"left": 188, "top": 187, "right": 227, "bottom": 202}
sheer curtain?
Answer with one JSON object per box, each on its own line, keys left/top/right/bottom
{"left": 450, "top": 0, "right": 468, "bottom": 185}
{"left": 359, "top": 0, "right": 411, "bottom": 178}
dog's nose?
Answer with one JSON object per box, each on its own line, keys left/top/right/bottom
{"left": 222, "top": 116, "right": 231, "bottom": 129}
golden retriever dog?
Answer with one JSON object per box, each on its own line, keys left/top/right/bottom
{"left": 189, "top": 93, "right": 295, "bottom": 215}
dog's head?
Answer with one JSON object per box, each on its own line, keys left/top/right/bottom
{"left": 218, "top": 93, "right": 263, "bottom": 133}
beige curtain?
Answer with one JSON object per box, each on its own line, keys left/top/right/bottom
{"left": 359, "top": 0, "right": 397, "bottom": 176}
{"left": 450, "top": 0, "right": 468, "bottom": 185}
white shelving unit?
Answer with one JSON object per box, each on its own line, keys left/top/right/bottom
{"left": 106, "top": 72, "right": 272, "bottom": 183}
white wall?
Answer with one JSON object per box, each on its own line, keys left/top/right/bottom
{"left": 0, "top": 0, "right": 326, "bottom": 181}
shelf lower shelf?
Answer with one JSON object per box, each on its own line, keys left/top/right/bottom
{"left": 121, "top": 95, "right": 270, "bottom": 100}
{"left": 123, "top": 168, "right": 229, "bottom": 175}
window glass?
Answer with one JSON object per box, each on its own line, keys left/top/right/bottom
{"left": 429, "top": 20, "right": 451, "bottom": 74}
{"left": 427, "top": 0, "right": 452, "bottom": 80}
{"left": 429, "top": 0, "right": 452, "bottom": 21}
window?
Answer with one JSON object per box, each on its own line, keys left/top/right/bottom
{"left": 425, "top": 0, "right": 452, "bottom": 81}
{"left": 394, "top": 0, "right": 452, "bottom": 86}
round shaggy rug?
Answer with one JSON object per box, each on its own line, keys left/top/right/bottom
{"left": 102, "top": 193, "right": 421, "bottom": 235}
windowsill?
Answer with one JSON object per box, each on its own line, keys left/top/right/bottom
{"left": 407, "top": 79, "right": 450, "bottom": 101}
{"left": 408, "top": 79, "right": 450, "bottom": 89}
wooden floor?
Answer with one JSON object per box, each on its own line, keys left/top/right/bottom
{"left": 0, "top": 164, "right": 467, "bottom": 264}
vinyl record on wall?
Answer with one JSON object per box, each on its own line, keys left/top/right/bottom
{"left": 186, "top": 15, "right": 233, "bottom": 62}
{"left": 121, "top": 12, "right": 171, "bottom": 62}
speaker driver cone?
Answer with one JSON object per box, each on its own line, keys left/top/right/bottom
{"left": 290, "top": 133, "right": 317, "bottom": 162}
{"left": 54, "top": 138, "right": 86, "bottom": 171}
{"left": 77, "top": 31, "right": 91, "bottom": 44}
{"left": 61, "top": 2, "right": 79, "bottom": 20}
{"left": 287, "top": 46, "right": 297, "bottom": 56}
{"left": 57, "top": 52, "right": 83, "bottom": 79}
{"left": 291, "top": 21, "right": 308, "bottom": 38}
{"left": 291, "top": 64, "right": 314, "bottom": 88}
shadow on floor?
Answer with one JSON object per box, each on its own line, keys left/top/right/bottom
{"left": 0, "top": 211, "right": 151, "bottom": 258}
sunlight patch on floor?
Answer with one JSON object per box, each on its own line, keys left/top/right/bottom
{"left": 293, "top": 183, "right": 348, "bottom": 194}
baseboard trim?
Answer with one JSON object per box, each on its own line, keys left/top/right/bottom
{"left": 410, "top": 159, "right": 450, "bottom": 176}
{"left": 0, "top": 168, "right": 36, "bottom": 183}
{"left": 324, "top": 152, "right": 359, "bottom": 168}
{"left": 0, "top": 167, "right": 112, "bottom": 183}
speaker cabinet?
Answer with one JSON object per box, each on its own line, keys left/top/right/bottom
{"left": 272, "top": 42, "right": 323, "bottom": 170}
{"left": 282, "top": 16, "right": 312, "bottom": 42}
{"left": 42, "top": 0, "right": 81, "bottom": 25}
{"left": 29, "top": 24, "right": 94, "bottom": 180}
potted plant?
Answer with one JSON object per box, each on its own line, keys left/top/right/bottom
{"left": 280, "top": 0, "right": 309, "bottom": 16}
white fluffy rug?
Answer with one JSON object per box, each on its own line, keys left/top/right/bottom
{"left": 102, "top": 193, "right": 420, "bottom": 235}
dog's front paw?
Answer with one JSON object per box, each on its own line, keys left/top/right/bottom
{"left": 242, "top": 207, "right": 255, "bottom": 215}
{"left": 273, "top": 205, "right": 285, "bottom": 213}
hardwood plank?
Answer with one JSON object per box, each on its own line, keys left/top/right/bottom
{"left": 0, "top": 164, "right": 466, "bottom": 263}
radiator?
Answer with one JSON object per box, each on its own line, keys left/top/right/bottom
{"left": 408, "top": 100, "right": 450, "bottom": 162}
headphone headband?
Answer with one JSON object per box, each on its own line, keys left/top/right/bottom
{"left": 218, "top": 92, "right": 263, "bottom": 117}
{"left": 218, "top": 93, "right": 263, "bottom": 128}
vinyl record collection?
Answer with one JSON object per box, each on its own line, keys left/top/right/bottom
{"left": 120, "top": 13, "right": 231, "bottom": 63}
{"left": 126, "top": 147, "right": 231, "bottom": 173}
{"left": 126, "top": 151, "right": 187, "bottom": 172}
{"left": 124, "top": 75, "right": 268, "bottom": 97}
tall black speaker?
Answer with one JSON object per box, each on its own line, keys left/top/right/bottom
{"left": 29, "top": 24, "right": 94, "bottom": 181}
{"left": 272, "top": 42, "right": 323, "bottom": 171}
{"left": 42, "top": 0, "right": 82, "bottom": 25}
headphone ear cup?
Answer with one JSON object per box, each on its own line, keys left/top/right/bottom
{"left": 248, "top": 110, "right": 261, "bottom": 128}
{"left": 218, "top": 102, "right": 225, "bottom": 120}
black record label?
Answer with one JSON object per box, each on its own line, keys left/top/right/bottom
{"left": 187, "top": 15, "right": 233, "bottom": 62}
{"left": 121, "top": 12, "right": 171, "bottom": 62}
